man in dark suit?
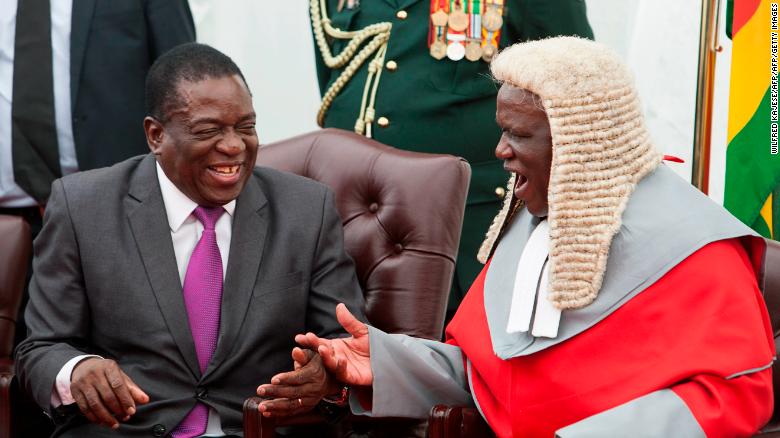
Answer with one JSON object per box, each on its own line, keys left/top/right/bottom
{"left": 5, "top": 2, "right": 194, "bottom": 434}
{"left": 15, "top": 43, "right": 364, "bottom": 437}
{"left": 4, "top": 0, "right": 195, "bottom": 347}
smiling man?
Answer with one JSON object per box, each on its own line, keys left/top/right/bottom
{"left": 265, "top": 37, "right": 776, "bottom": 437}
{"left": 15, "top": 43, "right": 364, "bottom": 437}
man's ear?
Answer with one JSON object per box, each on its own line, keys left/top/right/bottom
{"left": 144, "top": 116, "right": 164, "bottom": 155}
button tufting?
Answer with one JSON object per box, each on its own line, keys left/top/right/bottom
{"left": 369, "top": 202, "right": 379, "bottom": 213}
{"left": 394, "top": 244, "right": 403, "bottom": 253}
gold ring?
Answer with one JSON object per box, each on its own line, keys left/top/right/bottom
{"left": 297, "top": 398, "right": 303, "bottom": 407}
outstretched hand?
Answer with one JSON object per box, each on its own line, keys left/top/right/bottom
{"left": 295, "top": 303, "right": 373, "bottom": 386}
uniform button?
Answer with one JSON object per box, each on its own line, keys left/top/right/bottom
{"left": 396, "top": 10, "right": 408, "bottom": 19}
{"left": 377, "top": 117, "right": 390, "bottom": 127}
{"left": 385, "top": 60, "right": 398, "bottom": 71}
{"left": 495, "top": 187, "right": 506, "bottom": 198}
{"left": 152, "top": 424, "right": 166, "bottom": 437}
{"left": 368, "top": 202, "right": 379, "bottom": 213}
{"left": 196, "top": 386, "right": 208, "bottom": 400}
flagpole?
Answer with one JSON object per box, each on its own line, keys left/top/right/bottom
{"left": 692, "top": 0, "right": 723, "bottom": 194}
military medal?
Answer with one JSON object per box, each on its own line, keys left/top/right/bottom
{"left": 481, "top": 43, "right": 497, "bottom": 61}
{"left": 481, "top": 0, "right": 503, "bottom": 62}
{"left": 431, "top": 40, "right": 448, "bottom": 59}
{"left": 464, "top": 0, "right": 483, "bottom": 62}
{"left": 465, "top": 41, "right": 482, "bottom": 61}
{"left": 446, "top": 37, "right": 466, "bottom": 61}
{"left": 429, "top": 0, "right": 450, "bottom": 60}
{"left": 431, "top": 23, "right": 448, "bottom": 60}
{"left": 431, "top": 9, "right": 448, "bottom": 27}
{"left": 482, "top": 7, "right": 503, "bottom": 31}
{"left": 448, "top": 1, "right": 469, "bottom": 32}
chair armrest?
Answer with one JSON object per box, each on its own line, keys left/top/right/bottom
{"left": 756, "top": 419, "right": 780, "bottom": 437}
{"left": 428, "top": 405, "right": 494, "bottom": 438}
{"left": 1, "top": 359, "right": 15, "bottom": 438}
{"left": 243, "top": 396, "right": 327, "bottom": 438}
{"left": 244, "top": 396, "right": 428, "bottom": 437}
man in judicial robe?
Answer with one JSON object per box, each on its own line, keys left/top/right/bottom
{"left": 259, "top": 37, "right": 775, "bottom": 437}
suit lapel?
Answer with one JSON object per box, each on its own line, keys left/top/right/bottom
{"left": 205, "top": 174, "right": 269, "bottom": 377}
{"left": 126, "top": 155, "right": 201, "bottom": 379}
{"left": 69, "top": 0, "right": 96, "bottom": 109}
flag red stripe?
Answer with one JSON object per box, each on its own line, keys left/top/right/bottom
{"left": 733, "top": 0, "right": 762, "bottom": 36}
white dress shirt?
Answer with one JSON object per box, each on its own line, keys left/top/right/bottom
{"left": 0, "top": 0, "right": 78, "bottom": 207}
{"left": 52, "top": 163, "right": 234, "bottom": 436}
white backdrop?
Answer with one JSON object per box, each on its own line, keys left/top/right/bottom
{"left": 190, "top": 0, "right": 730, "bottom": 195}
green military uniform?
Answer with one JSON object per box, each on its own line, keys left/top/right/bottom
{"left": 311, "top": 0, "right": 593, "bottom": 320}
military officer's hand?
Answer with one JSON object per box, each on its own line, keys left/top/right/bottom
{"left": 70, "top": 358, "right": 150, "bottom": 429}
{"left": 255, "top": 348, "right": 341, "bottom": 417}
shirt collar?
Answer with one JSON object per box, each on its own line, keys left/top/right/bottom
{"left": 156, "top": 162, "right": 236, "bottom": 232}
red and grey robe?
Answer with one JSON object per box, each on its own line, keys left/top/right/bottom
{"left": 351, "top": 166, "right": 774, "bottom": 437}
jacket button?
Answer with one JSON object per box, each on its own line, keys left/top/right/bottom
{"left": 196, "top": 386, "right": 208, "bottom": 400}
{"left": 152, "top": 424, "right": 166, "bottom": 437}
{"left": 385, "top": 60, "right": 398, "bottom": 71}
{"left": 396, "top": 10, "right": 408, "bottom": 19}
{"left": 495, "top": 187, "right": 506, "bottom": 198}
{"left": 377, "top": 117, "right": 390, "bottom": 127}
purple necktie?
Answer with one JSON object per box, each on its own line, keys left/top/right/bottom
{"left": 172, "top": 206, "right": 225, "bottom": 438}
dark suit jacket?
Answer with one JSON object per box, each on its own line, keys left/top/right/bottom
{"left": 70, "top": 0, "right": 195, "bottom": 170}
{"left": 15, "top": 154, "right": 365, "bottom": 437}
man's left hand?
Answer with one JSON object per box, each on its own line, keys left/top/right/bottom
{"left": 256, "top": 347, "right": 340, "bottom": 417}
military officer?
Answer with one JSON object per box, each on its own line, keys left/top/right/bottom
{"left": 310, "top": 0, "right": 594, "bottom": 320}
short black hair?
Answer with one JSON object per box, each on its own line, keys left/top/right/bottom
{"left": 145, "top": 43, "right": 250, "bottom": 121}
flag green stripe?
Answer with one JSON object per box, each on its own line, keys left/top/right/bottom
{"left": 724, "top": 86, "right": 780, "bottom": 231}
{"left": 726, "top": 0, "right": 733, "bottom": 40}
{"left": 752, "top": 214, "right": 772, "bottom": 239}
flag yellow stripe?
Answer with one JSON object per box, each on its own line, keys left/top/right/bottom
{"left": 728, "top": 0, "right": 772, "bottom": 143}
{"left": 760, "top": 193, "right": 774, "bottom": 238}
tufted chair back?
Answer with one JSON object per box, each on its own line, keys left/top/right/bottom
{"left": 0, "top": 215, "right": 29, "bottom": 361}
{"left": 0, "top": 214, "right": 32, "bottom": 437}
{"left": 255, "top": 128, "right": 471, "bottom": 340}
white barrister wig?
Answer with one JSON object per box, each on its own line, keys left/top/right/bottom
{"left": 478, "top": 37, "right": 662, "bottom": 310}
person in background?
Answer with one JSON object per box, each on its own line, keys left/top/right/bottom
{"left": 262, "top": 37, "right": 775, "bottom": 437}
{"left": 3, "top": 0, "right": 196, "bottom": 339}
{"left": 3, "top": 3, "right": 194, "bottom": 433}
{"left": 310, "top": 0, "right": 593, "bottom": 322}
{"left": 15, "top": 43, "right": 364, "bottom": 438}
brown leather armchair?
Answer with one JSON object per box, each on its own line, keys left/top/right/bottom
{"left": 0, "top": 215, "right": 32, "bottom": 438}
{"left": 243, "top": 128, "right": 471, "bottom": 438}
{"left": 427, "top": 237, "right": 780, "bottom": 438}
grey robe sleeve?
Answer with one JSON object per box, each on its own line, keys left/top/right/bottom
{"left": 349, "top": 326, "right": 474, "bottom": 418}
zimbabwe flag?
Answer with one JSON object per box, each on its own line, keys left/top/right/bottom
{"left": 725, "top": 0, "right": 780, "bottom": 239}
